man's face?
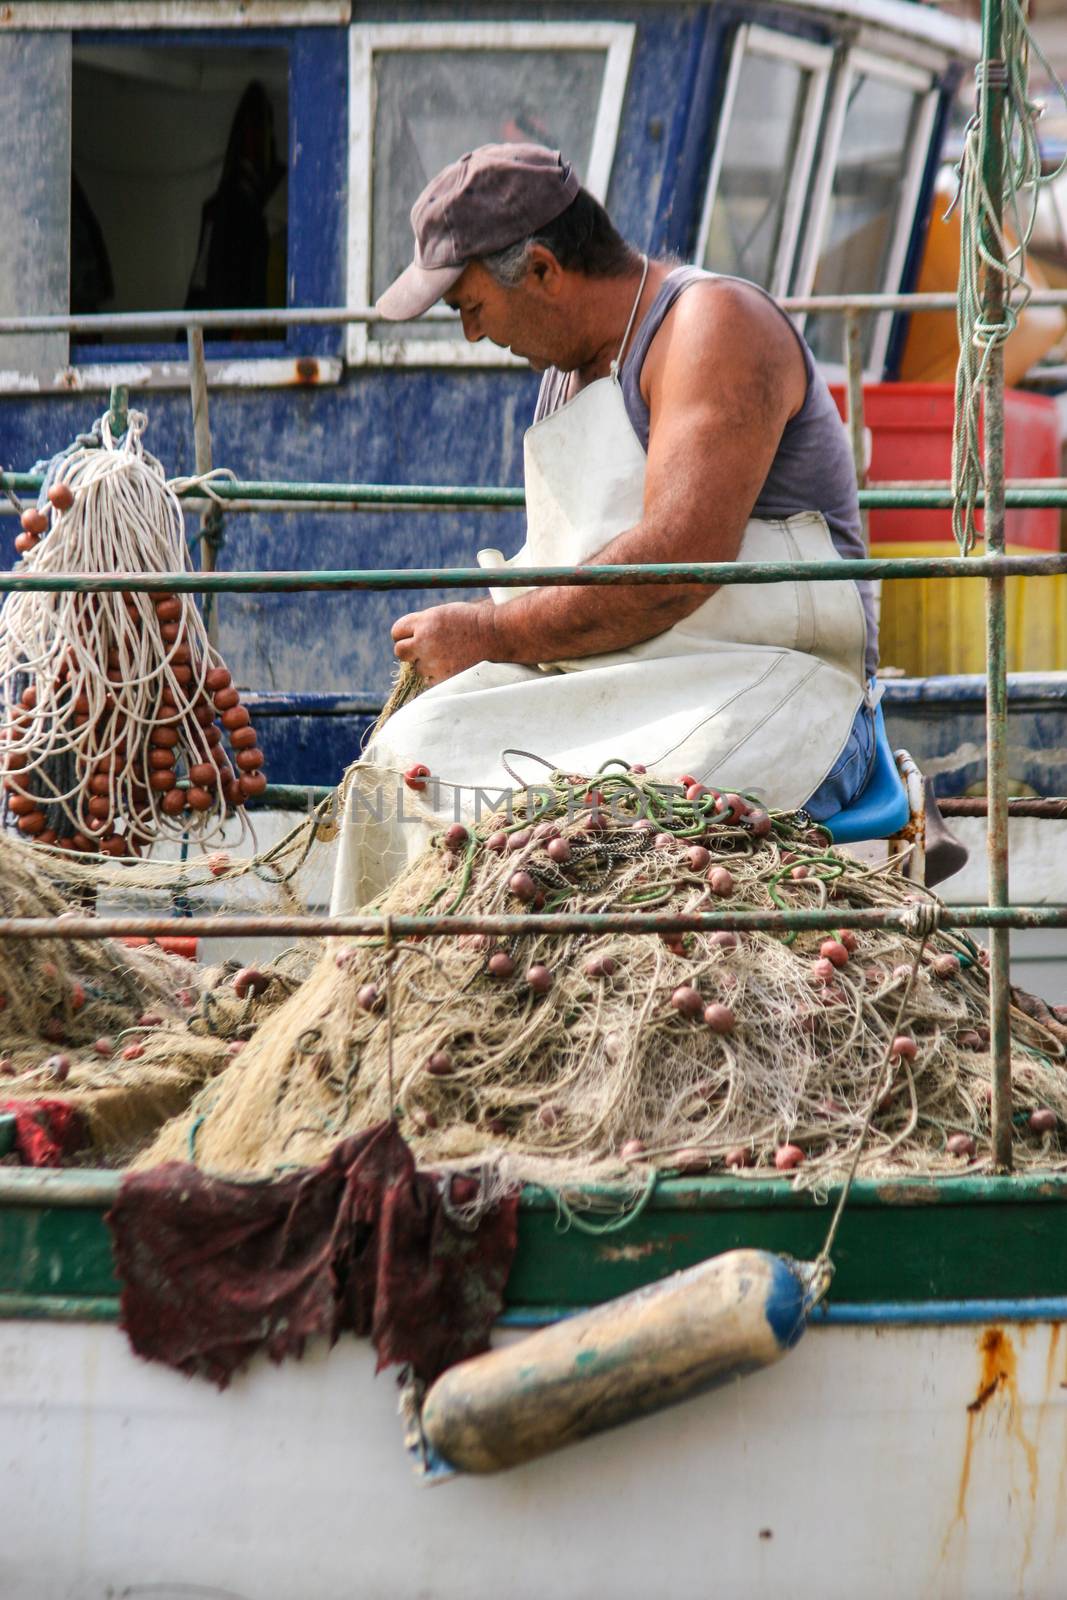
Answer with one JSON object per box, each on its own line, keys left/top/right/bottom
{"left": 444, "top": 260, "right": 570, "bottom": 371}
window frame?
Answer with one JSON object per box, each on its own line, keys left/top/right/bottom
{"left": 346, "top": 20, "right": 635, "bottom": 370}
{"left": 793, "top": 47, "right": 939, "bottom": 376}
{"left": 695, "top": 23, "right": 833, "bottom": 300}
{"left": 0, "top": 18, "right": 346, "bottom": 396}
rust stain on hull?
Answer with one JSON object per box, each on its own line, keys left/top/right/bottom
{"left": 598, "top": 1242, "right": 660, "bottom": 1263}
{"left": 597, "top": 1230, "right": 689, "bottom": 1264}
{"left": 1044, "top": 1322, "right": 1061, "bottom": 1395}
{"left": 943, "top": 1325, "right": 1041, "bottom": 1578}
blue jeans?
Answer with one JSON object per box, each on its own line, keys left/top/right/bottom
{"left": 803, "top": 694, "right": 877, "bottom": 822}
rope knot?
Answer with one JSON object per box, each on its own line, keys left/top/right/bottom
{"left": 975, "top": 58, "right": 1009, "bottom": 90}
{"left": 901, "top": 901, "right": 943, "bottom": 939}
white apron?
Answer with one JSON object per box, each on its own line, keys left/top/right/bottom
{"left": 331, "top": 332, "right": 867, "bottom": 913}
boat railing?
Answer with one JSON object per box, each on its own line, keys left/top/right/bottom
{"left": 0, "top": 221, "right": 1063, "bottom": 1169}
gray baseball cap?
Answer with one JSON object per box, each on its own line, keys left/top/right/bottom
{"left": 376, "top": 143, "right": 581, "bottom": 321}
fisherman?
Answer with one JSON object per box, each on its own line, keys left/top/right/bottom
{"left": 330, "top": 143, "right": 879, "bottom": 911}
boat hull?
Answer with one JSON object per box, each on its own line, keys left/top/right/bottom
{"left": 2, "top": 1310, "right": 1065, "bottom": 1600}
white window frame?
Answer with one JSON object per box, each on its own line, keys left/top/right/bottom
{"left": 4, "top": 4, "right": 349, "bottom": 26}
{"left": 0, "top": 19, "right": 337, "bottom": 397}
{"left": 695, "top": 24, "right": 833, "bottom": 300}
{"left": 794, "top": 48, "right": 939, "bottom": 377}
{"left": 346, "top": 21, "right": 635, "bottom": 369}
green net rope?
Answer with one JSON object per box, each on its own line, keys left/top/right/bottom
{"left": 950, "top": 0, "right": 1067, "bottom": 554}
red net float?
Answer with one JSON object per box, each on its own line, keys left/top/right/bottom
{"left": 20, "top": 508, "right": 48, "bottom": 537}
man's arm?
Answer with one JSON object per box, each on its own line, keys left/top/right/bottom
{"left": 393, "top": 283, "right": 806, "bottom": 682}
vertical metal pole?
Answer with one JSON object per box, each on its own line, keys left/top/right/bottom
{"left": 106, "top": 384, "right": 128, "bottom": 440}
{"left": 980, "top": 0, "right": 1013, "bottom": 1170}
{"left": 186, "top": 326, "right": 221, "bottom": 647}
{"left": 844, "top": 309, "right": 870, "bottom": 549}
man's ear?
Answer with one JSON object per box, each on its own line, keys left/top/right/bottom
{"left": 525, "top": 244, "right": 565, "bottom": 297}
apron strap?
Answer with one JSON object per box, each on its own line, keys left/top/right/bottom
{"left": 610, "top": 254, "right": 650, "bottom": 383}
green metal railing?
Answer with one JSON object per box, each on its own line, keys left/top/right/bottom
{"left": 8, "top": 474, "right": 1067, "bottom": 514}
{"left": 0, "top": 0, "right": 1058, "bottom": 1172}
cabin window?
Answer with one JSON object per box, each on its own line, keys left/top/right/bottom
{"left": 698, "top": 26, "right": 831, "bottom": 298}
{"left": 800, "top": 53, "right": 937, "bottom": 371}
{"left": 347, "top": 23, "right": 634, "bottom": 366}
{"left": 0, "top": 20, "right": 347, "bottom": 394}
{"left": 71, "top": 44, "right": 289, "bottom": 345}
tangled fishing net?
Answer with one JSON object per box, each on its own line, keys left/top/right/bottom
{"left": 138, "top": 769, "right": 1067, "bottom": 1192}
{"left": 0, "top": 814, "right": 327, "bottom": 1161}
{"left": 1, "top": 409, "right": 266, "bottom": 858}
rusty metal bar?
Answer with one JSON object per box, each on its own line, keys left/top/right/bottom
{"left": 9, "top": 484, "right": 1067, "bottom": 517}
{"left": 0, "top": 904, "right": 1062, "bottom": 941}
{"left": 8, "top": 288, "right": 1067, "bottom": 337}
{"left": 186, "top": 327, "right": 222, "bottom": 648}
{"left": 977, "top": 0, "right": 1013, "bottom": 1171}
{"left": 10, "top": 472, "right": 1067, "bottom": 512}
{"left": 1, "top": 554, "right": 1066, "bottom": 597}
{"left": 844, "top": 310, "right": 869, "bottom": 548}
{"left": 938, "top": 796, "right": 1067, "bottom": 818}
{"left": 10, "top": 469, "right": 1067, "bottom": 512}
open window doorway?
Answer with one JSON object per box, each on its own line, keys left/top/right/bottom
{"left": 71, "top": 44, "right": 288, "bottom": 343}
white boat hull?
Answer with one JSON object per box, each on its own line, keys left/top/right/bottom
{"left": 3, "top": 1314, "right": 1065, "bottom": 1599}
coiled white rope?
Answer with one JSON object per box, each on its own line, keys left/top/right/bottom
{"left": 0, "top": 410, "right": 265, "bottom": 856}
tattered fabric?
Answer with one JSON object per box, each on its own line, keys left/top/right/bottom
{"left": 0, "top": 1098, "right": 88, "bottom": 1167}
{"left": 106, "top": 1121, "right": 518, "bottom": 1388}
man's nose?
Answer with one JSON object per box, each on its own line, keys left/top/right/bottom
{"left": 460, "top": 309, "right": 483, "bottom": 342}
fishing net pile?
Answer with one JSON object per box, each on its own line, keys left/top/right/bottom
{"left": 0, "top": 820, "right": 325, "bottom": 1161}
{"left": 1, "top": 409, "right": 265, "bottom": 858}
{"left": 139, "top": 769, "right": 1067, "bottom": 1190}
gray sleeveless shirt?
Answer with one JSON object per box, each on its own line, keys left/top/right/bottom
{"left": 534, "top": 266, "right": 878, "bottom": 678}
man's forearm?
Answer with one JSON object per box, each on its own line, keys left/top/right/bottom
{"left": 484, "top": 527, "right": 717, "bottom": 664}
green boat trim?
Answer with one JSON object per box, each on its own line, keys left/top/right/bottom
{"left": 2, "top": 1167, "right": 1065, "bottom": 1316}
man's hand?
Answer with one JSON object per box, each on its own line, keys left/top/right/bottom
{"left": 391, "top": 600, "right": 496, "bottom": 685}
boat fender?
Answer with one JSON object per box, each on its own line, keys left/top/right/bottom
{"left": 421, "top": 1247, "right": 812, "bottom": 1474}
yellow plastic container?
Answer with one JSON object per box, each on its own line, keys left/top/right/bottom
{"left": 873, "top": 541, "right": 1067, "bottom": 676}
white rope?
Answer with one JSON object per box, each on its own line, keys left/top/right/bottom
{"left": 0, "top": 411, "right": 264, "bottom": 856}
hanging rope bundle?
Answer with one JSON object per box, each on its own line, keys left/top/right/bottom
{"left": 0, "top": 411, "right": 266, "bottom": 856}
{"left": 139, "top": 770, "right": 1067, "bottom": 1189}
{"left": 950, "top": 0, "right": 1067, "bottom": 551}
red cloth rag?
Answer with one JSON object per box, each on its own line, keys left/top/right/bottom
{"left": 106, "top": 1121, "right": 518, "bottom": 1388}
{"left": 0, "top": 1098, "right": 88, "bottom": 1166}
